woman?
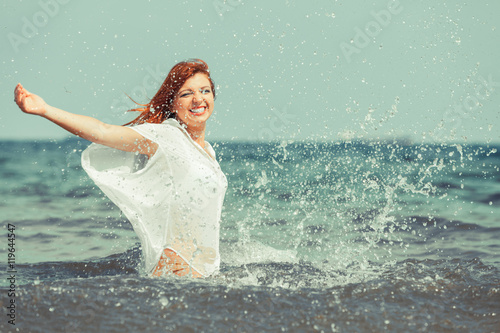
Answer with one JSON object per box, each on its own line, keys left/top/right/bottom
{"left": 14, "top": 59, "right": 227, "bottom": 278}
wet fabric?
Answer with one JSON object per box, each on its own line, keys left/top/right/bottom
{"left": 81, "top": 118, "right": 227, "bottom": 276}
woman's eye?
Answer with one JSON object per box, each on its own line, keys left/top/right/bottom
{"left": 180, "top": 89, "right": 210, "bottom": 97}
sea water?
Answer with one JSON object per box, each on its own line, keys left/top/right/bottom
{"left": 1, "top": 138, "right": 499, "bottom": 332}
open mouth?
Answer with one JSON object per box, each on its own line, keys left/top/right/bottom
{"left": 189, "top": 106, "right": 207, "bottom": 116}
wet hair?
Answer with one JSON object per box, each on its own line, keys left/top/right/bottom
{"left": 124, "top": 59, "right": 215, "bottom": 126}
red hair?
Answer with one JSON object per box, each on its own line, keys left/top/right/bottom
{"left": 124, "top": 59, "right": 216, "bottom": 126}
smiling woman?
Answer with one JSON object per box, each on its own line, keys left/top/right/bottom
{"left": 14, "top": 59, "right": 227, "bottom": 278}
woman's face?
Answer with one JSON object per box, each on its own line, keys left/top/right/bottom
{"left": 172, "top": 73, "right": 214, "bottom": 129}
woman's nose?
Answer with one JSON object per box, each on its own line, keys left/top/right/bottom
{"left": 193, "top": 91, "right": 204, "bottom": 103}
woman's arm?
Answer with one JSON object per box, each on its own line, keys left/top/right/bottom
{"left": 14, "top": 83, "right": 158, "bottom": 157}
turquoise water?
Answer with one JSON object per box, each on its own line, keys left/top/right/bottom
{"left": 1, "top": 139, "right": 499, "bottom": 332}
{"left": 2, "top": 0, "right": 499, "bottom": 331}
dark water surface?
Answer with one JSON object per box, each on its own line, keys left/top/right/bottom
{"left": 1, "top": 139, "right": 499, "bottom": 332}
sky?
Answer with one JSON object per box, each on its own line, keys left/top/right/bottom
{"left": 1, "top": 0, "right": 499, "bottom": 144}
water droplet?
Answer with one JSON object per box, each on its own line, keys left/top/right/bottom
{"left": 159, "top": 297, "right": 169, "bottom": 307}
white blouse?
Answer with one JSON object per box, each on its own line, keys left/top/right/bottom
{"left": 81, "top": 118, "right": 227, "bottom": 277}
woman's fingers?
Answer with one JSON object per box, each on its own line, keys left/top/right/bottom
{"left": 14, "top": 85, "right": 24, "bottom": 108}
{"left": 14, "top": 84, "right": 28, "bottom": 106}
{"left": 14, "top": 84, "right": 21, "bottom": 103}
{"left": 14, "top": 83, "right": 44, "bottom": 115}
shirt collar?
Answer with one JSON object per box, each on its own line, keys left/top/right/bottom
{"left": 163, "top": 118, "right": 216, "bottom": 161}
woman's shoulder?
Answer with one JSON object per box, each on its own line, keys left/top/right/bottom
{"left": 204, "top": 141, "right": 216, "bottom": 159}
{"left": 132, "top": 118, "right": 181, "bottom": 129}
{"left": 132, "top": 118, "right": 183, "bottom": 138}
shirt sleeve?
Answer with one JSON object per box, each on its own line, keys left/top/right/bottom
{"left": 130, "top": 122, "right": 186, "bottom": 159}
{"left": 80, "top": 123, "right": 176, "bottom": 273}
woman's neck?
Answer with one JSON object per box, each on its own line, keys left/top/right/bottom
{"left": 186, "top": 125, "right": 206, "bottom": 148}
{"left": 176, "top": 117, "right": 207, "bottom": 147}
{"left": 187, "top": 124, "right": 214, "bottom": 159}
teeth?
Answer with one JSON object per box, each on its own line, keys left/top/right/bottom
{"left": 190, "top": 107, "right": 205, "bottom": 114}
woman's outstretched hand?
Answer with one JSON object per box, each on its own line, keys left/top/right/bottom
{"left": 13, "top": 83, "right": 157, "bottom": 156}
{"left": 14, "top": 83, "right": 48, "bottom": 116}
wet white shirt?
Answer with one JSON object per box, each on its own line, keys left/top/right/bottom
{"left": 81, "top": 118, "right": 227, "bottom": 276}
